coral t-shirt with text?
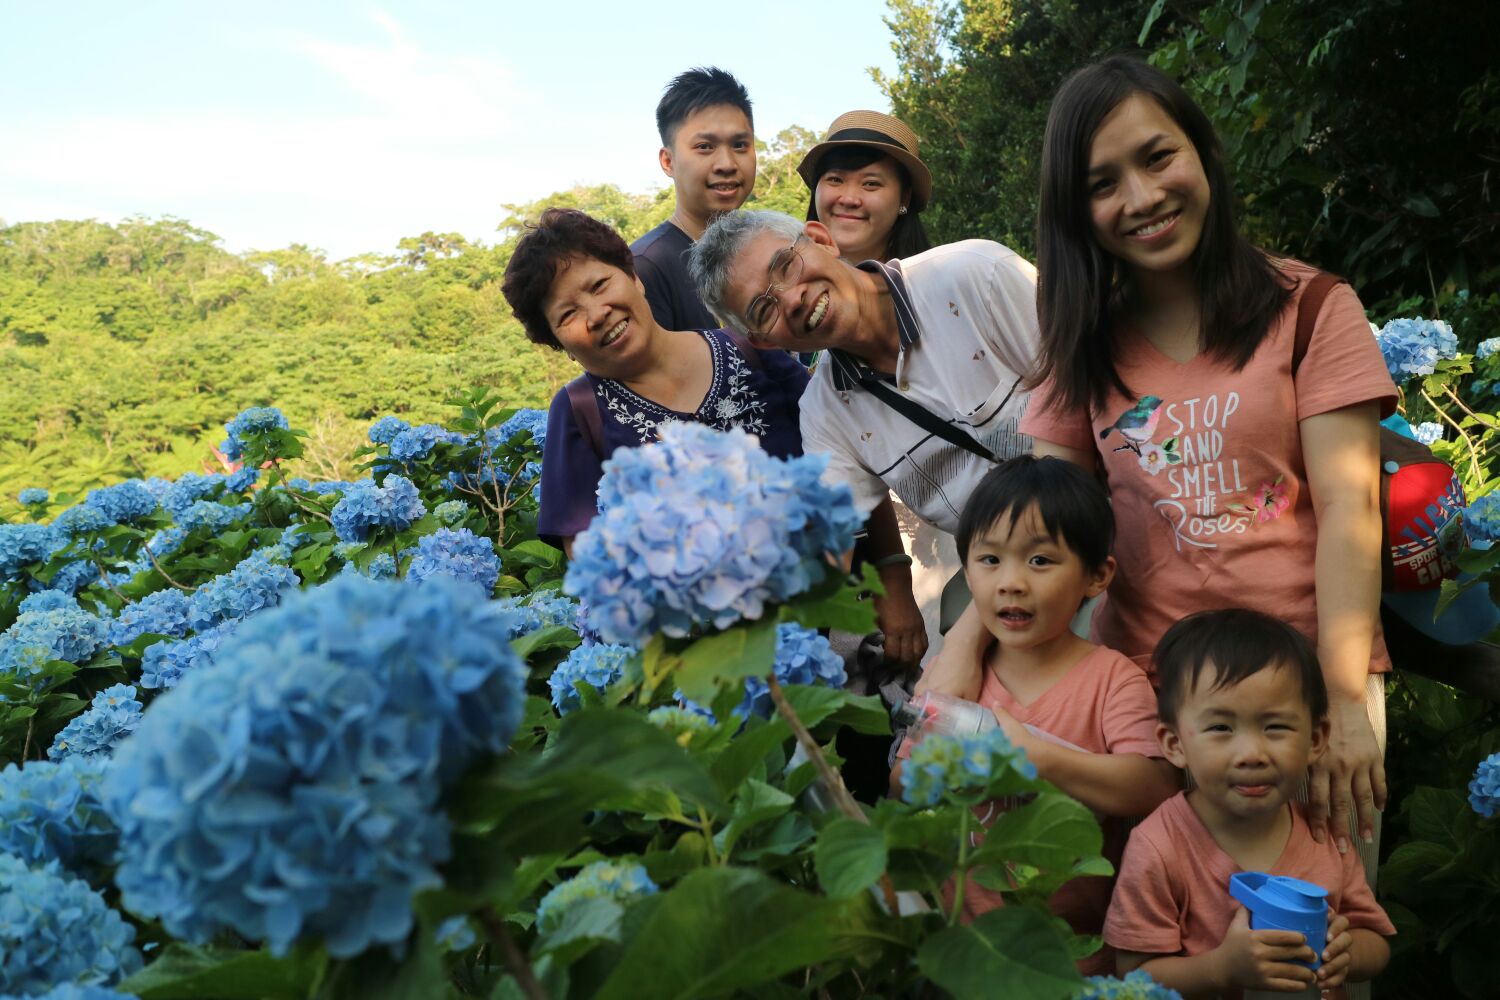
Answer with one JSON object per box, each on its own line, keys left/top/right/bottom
{"left": 1020, "top": 262, "right": 1397, "bottom": 676}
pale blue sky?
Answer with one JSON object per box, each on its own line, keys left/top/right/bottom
{"left": 0, "top": 1, "right": 900, "bottom": 259}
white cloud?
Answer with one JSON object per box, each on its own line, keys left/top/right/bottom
{"left": 0, "top": 10, "right": 640, "bottom": 258}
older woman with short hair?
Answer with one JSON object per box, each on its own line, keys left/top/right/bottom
{"left": 501, "top": 207, "right": 812, "bottom": 555}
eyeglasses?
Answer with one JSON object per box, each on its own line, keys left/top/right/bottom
{"left": 744, "top": 235, "right": 806, "bottom": 337}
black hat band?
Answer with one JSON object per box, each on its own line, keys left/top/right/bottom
{"left": 825, "top": 126, "right": 907, "bottom": 150}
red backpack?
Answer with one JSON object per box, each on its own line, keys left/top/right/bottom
{"left": 1292, "top": 272, "right": 1465, "bottom": 591}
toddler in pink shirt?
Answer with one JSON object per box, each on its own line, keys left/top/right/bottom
{"left": 899, "top": 456, "right": 1179, "bottom": 971}
{"left": 1106, "top": 609, "right": 1393, "bottom": 997}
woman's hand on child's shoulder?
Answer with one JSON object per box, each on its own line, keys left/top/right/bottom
{"left": 1211, "top": 906, "right": 1318, "bottom": 993}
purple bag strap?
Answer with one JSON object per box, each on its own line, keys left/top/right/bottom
{"left": 566, "top": 376, "right": 604, "bottom": 461}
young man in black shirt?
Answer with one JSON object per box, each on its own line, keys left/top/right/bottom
{"left": 631, "top": 67, "right": 756, "bottom": 331}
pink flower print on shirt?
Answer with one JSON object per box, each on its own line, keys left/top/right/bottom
{"left": 1251, "top": 477, "right": 1290, "bottom": 522}
{"left": 1137, "top": 439, "right": 1184, "bottom": 476}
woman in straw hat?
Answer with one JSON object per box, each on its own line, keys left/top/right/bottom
{"left": 799, "top": 110, "right": 934, "bottom": 265}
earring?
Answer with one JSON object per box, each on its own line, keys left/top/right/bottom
{"left": 898, "top": 206, "right": 908, "bottom": 215}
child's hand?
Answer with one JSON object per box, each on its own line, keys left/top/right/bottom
{"left": 1317, "top": 911, "right": 1352, "bottom": 990}
{"left": 989, "top": 704, "right": 1026, "bottom": 746}
{"left": 1214, "top": 907, "right": 1318, "bottom": 993}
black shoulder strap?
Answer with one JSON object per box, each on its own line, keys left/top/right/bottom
{"left": 566, "top": 376, "right": 604, "bottom": 461}
{"left": 722, "top": 328, "right": 764, "bottom": 372}
{"left": 1290, "top": 271, "right": 1347, "bottom": 376}
{"left": 857, "top": 374, "right": 1015, "bottom": 464}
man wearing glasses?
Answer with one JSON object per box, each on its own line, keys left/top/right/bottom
{"left": 688, "top": 210, "right": 1039, "bottom": 622}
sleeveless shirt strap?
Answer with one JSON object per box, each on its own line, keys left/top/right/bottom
{"left": 565, "top": 375, "right": 605, "bottom": 461}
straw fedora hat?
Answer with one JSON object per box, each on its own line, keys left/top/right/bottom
{"left": 797, "top": 110, "right": 933, "bottom": 212}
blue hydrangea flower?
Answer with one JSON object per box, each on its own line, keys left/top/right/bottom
{"left": 310, "top": 480, "right": 351, "bottom": 496}
{"left": 18, "top": 488, "right": 49, "bottom": 505}
{"left": 0, "top": 756, "right": 117, "bottom": 873}
{"left": 388, "top": 423, "right": 464, "bottom": 465}
{"left": 279, "top": 524, "right": 312, "bottom": 550}
{"left": 186, "top": 552, "right": 299, "bottom": 631}
{"left": 39, "top": 558, "right": 101, "bottom": 596}
{"left": 0, "top": 523, "right": 59, "bottom": 579}
{"left": 330, "top": 475, "right": 425, "bottom": 543}
{"left": 140, "top": 477, "right": 174, "bottom": 501}
{"left": 220, "top": 406, "right": 289, "bottom": 461}
{"left": 52, "top": 505, "right": 114, "bottom": 537}
{"left": 535, "top": 860, "right": 657, "bottom": 933}
{"left": 176, "top": 500, "right": 250, "bottom": 533}
{"left": 434, "top": 915, "right": 476, "bottom": 953}
{"left": 1470, "top": 751, "right": 1500, "bottom": 818}
{"left": 107, "top": 589, "right": 192, "bottom": 647}
{"left": 0, "top": 607, "right": 109, "bottom": 681}
{"left": 1411, "top": 421, "right": 1444, "bottom": 446}
{"left": 564, "top": 423, "right": 861, "bottom": 644}
{"left": 18, "top": 590, "right": 77, "bottom": 615}
{"left": 1374, "top": 317, "right": 1458, "bottom": 381}
{"left": 49, "top": 685, "right": 143, "bottom": 761}
{"left": 432, "top": 500, "right": 471, "bottom": 526}
{"left": 258, "top": 543, "right": 293, "bottom": 565}
{"left": 0, "top": 983, "right": 139, "bottom": 1000}
{"left": 367, "top": 415, "right": 411, "bottom": 445}
{"left": 496, "top": 589, "right": 579, "bottom": 639}
{"left": 900, "top": 727, "right": 1037, "bottom": 808}
{"left": 737, "top": 624, "right": 848, "bottom": 719}
{"left": 104, "top": 575, "right": 528, "bottom": 958}
{"left": 84, "top": 481, "right": 158, "bottom": 524}
{"left": 0, "top": 854, "right": 141, "bottom": 994}
{"left": 1463, "top": 493, "right": 1500, "bottom": 546}
{"left": 407, "top": 528, "right": 499, "bottom": 593}
{"left": 549, "top": 643, "right": 633, "bottom": 714}
{"left": 225, "top": 466, "right": 260, "bottom": 493}
{"left": 1076, "top": 970, "right": 1184, "bottom": 1000}
{"left": 338, "top": 552, "right": 397, "bottom": 580}
{"left": 138, "top": 620, "right": 239, "bottom": 690}
{"left": 160, "top": 473, "right": 227, "bottom": 516}
{"left": 496, "top": 408, "right": 548, "bottom": 450}
{"left": 1478, "top": 338, "right": 1500, "bottom": 361}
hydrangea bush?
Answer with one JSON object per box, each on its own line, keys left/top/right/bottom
{"left": 0, "top": 400, "right": 1105, "bottom": 999}
{"left": 104, "top": 575, "right": 527, "bottom": 957}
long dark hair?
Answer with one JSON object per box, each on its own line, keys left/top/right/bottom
{"left": 805, "top": 147, "right": 932, "bottom": 261}
{"left": 1034, "top": 55, "right": 1292, "bottom": 411}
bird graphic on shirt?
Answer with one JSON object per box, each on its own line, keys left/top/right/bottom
{"left": 1099, "top": 396, "right": 1164, "bottom": 447}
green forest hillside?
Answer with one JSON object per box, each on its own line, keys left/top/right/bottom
{"left": 0, "top": 128, "right": 818, "bottom": 499}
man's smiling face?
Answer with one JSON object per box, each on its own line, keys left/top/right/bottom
{"left": 661, "top": 104, "right": 755, "bottom": 225}
{"left": 722, "top": 223, "right": 862, "bottom": 351}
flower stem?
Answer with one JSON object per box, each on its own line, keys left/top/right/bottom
{"left": 766, "top": 673, "right": 901, "bottom": 914}
{"left": 89, "top": 555, "right": 129, "bottom": 605}
{"left": 949, "top": 806, "right": 971, "bottom": 926}
{"left": 142, "top": 544, "right": 193, "bottom": 592}
{"left": 1421, "top": 387, "right": 1484, "bottom": 482}
{"left": 478, "top": 905, "right": 549, "bottom": 1000}
{"left": 697, "top": 804, "right": 721, "bottom": 866}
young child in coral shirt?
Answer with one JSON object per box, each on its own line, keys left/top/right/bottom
{"left": 1106, "top": 609, "right": 1393, "bottom": 997}
{"left": 896, "top": 456, "right": 1179, "bottom": 972}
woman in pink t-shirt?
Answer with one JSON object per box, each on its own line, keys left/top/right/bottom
{"left": 942, "top": 55, "right": 1396, "bottom": 858}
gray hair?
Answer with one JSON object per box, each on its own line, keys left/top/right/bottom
{"left": 688, "top": 210, "right": 806, "bottom": 330}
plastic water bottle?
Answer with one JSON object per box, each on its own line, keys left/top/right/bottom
{"left": 1230, "top": 871, "right": 1327, "bottom": 999}
{"left": 889, "top": 690, "right": 998, "bottom": 741}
